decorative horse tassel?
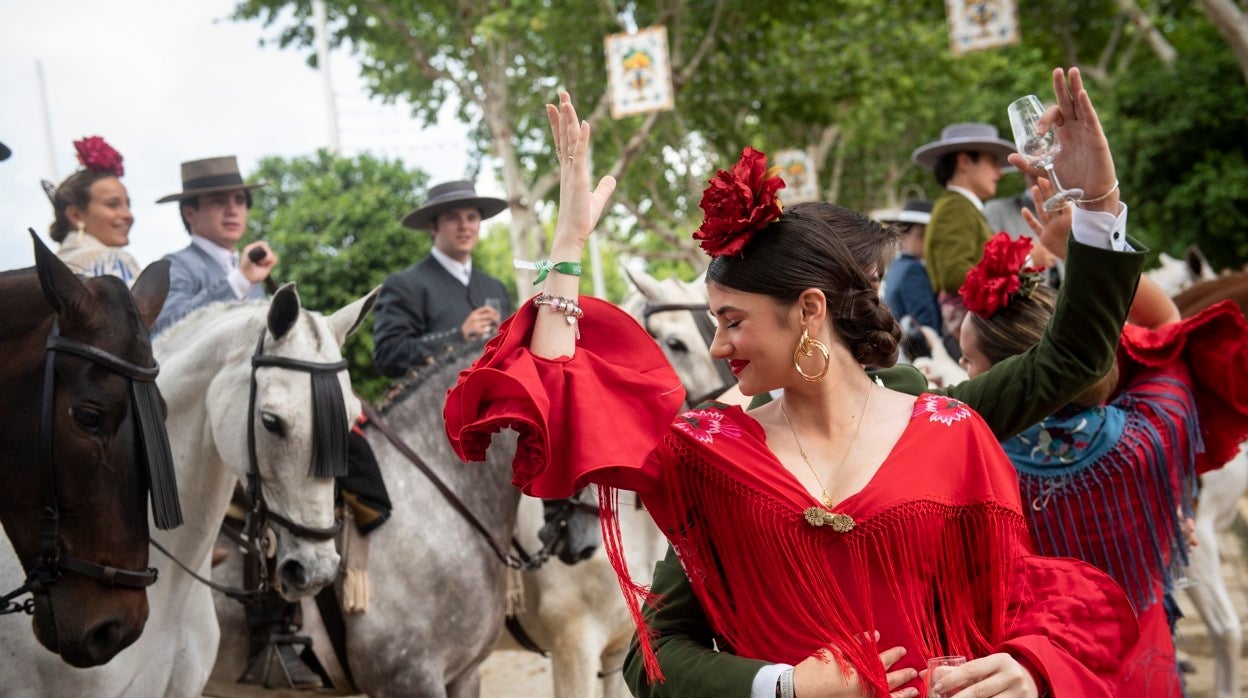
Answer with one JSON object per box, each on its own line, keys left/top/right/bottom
{"left": 309, "top": 371, "right": 350, "bottom": 479}
{"left": 340, "top": 507, "right": 369, "bottom": 613}
{"left": 132, "top": 380, "right": 183, "bottom": 529}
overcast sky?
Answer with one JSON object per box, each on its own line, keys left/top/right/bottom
{"left": 1, "top": 0, "right": 491, "bottom": 270}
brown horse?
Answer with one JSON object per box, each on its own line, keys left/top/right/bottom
{"left": 1173, "top": 271, "right": 1248, "bottom": 318}
{"left": 0, "top": 233, "right": 172, "bottom": 667}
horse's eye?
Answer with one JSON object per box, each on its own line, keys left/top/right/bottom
{"left": 72, "top": 407, "right": 103, "bottom": 434}
{"left": 260, "top": 412, "right": 285, "bottom": 437}
{"left": 666, "top": 338, "right": 688, "bottom": 353}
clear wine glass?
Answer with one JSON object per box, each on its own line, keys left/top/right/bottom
{"left": 1007, "top": 95, "right": 1083, "bottom": 212}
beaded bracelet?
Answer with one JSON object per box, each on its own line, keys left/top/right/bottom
{"left": 1075, "top": 178, "right": 1119, "bottom": 207}
{"left": 533, "top": 293, "right": 584, "bottom": 339}
{"left": 514, "top": 259, "right": 583, "bottom": 285}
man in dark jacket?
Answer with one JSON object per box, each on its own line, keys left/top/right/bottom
{"left": 372, "top": 180, "right": 512, "bottom": 377}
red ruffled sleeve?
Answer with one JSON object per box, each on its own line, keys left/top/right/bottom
{"left": 444, "top": 296, "right": 686, "bottom": 498}
{"left": 998, "top": 555, "right": 1140, "bottom": 697}
{"left": 1119, "top": 300, "right": 1248, "bottom": 473}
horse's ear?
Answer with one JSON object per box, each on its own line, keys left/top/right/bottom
{"left": 129, "top": 260, "right": 171, "bottom": 330}
{"left": 267, "top": 283, "right": 301, "bottom": 341}
{"left": 327, "top": 285, "right": 381, "bottom": 345}
{"left": 1185, "top": 245, "right": 1212, "bottom": 279}
{"left": 30, "top": 228, "right": 91, "bottom": 320}
{"left": 625, "top": 267, "right": 665, "bottom": 301}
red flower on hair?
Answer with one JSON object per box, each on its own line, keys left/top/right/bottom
{"left": 692, "top": 146, "right": 785, "bottom": 257}
{"left": 73, "top": 136, "right": 124, "bottom": 177}
{"left": 959, "top": 233, "right": 1045, "bottom": 318}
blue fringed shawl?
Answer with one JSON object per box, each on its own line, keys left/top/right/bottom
{"left": 1002, "top": 376, "right": 1199, "bottom": 612}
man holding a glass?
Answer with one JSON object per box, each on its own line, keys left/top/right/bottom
{"left": 911, "top": 123, "right": 1016, "bottom": 345}
{"left": 372, "top": 180, "right": 513, "bottom": 377}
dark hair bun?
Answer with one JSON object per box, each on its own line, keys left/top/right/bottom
{"left": 834, "top": 287, "right": 901, "bottom": 368}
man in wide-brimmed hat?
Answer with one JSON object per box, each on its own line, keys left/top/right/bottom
{"left": 911, "top": 122, "right": 1016, "bottom": 342}
{"left": 151, "top": 155, "right": 276, "bottom": 336}
{"left": 371, "top": 179, "right": 512, "bottom": 377}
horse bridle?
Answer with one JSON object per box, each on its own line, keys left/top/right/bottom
{"left": 641, "top": 302, "right": 736, "bottom": 407}
{"left": 244, "top": 329, "right": 349, "bottom": 577}
{"left": 2, "top": 321, "right": 182, "bottom": 616}
{"left": 152, "top": 328, "right": 352, "bottom": 604}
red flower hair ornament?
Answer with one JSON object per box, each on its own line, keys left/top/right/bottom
{"left": 73, "top": 136, "right": 124, "bottom": 177}
{"left": 959, "top": 232, "right": 1046, "bottom": 318}
{"left": 693, "top": 146, "right": 785, "bottom": 257}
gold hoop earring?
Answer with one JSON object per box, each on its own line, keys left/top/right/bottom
{"left": 793, "top": 329, "right": 830, "bottom": 382}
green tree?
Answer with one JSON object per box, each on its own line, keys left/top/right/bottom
{"left": 1110, "top": 15, "right": 1248, "bottom": 270}
{"left": 244, "top": 149, "right": 429, "bottom": 401}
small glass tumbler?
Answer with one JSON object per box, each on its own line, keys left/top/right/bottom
{"left": 926, "top": 655, "right": 966, "bottom": 698}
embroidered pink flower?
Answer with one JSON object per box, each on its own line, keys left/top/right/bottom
{"left": 674, "top": 407, "right": 743, "bottom": 444}
{"left": 915, "top": 394, "right": 972, "bottom": 426}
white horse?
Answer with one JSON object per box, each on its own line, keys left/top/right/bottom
{"left": 493, "top": 268, "right": 733, "bottom": 697}
{"left": 0, "top": 285, "right": 376, "bottom": 697}
{"left": 212, "top": 343, "right": 522, "bottom": 697}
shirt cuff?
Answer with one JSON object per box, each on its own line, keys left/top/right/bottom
{"left": 1070, "top": 202, "right": 1131, "bottom": 251}
{"left": 227, "top": 268, "right": 253, "bottom": 300}
{"left": 751, "top": 663, "right": 794, "bottom": 698}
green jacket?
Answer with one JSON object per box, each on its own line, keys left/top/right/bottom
{"left": 924, "top": 189, "right": 993, "bottom": 294}
{"left": 623, "top": 236, "right": 1147, "bottom": 698}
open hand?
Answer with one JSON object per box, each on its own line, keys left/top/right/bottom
{"left": 546, "top": 92, "right": 617, "bottom": 253}
{"left": 1007, "top": 68, "right": 1119, "bottom": 214}
{"left": 792, "top": 632, "right": 919, "bottom": 698}
{"left": 1020, "top": 176, "right": 1072, "bottom": 262}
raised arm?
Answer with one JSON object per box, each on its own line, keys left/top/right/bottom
{"left": 531, "top": 92, "right": 617, "bottom": 359}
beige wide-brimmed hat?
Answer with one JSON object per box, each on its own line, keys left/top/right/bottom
{"left": 911, "top": 123, "right": 1017, "bottom": 170}
{"left": 155, "top": 156, "right": 266, "bottom": 203}
{"left": 401, "top": 180, "right": 508, "bottom": 230}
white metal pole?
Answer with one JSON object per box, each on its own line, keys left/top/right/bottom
{"left": 312, "top": 0, "right": 341, "bottom": 154}
{"left": 36, "top": 60, "right": 58, "bottom": 180}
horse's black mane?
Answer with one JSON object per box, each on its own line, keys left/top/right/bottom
{"left": 376, "top": 340, "right": 487, "bottom": 416}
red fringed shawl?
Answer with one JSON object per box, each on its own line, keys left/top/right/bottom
{"left": 445, "top": 298, "right": 1137, "bottom": 696}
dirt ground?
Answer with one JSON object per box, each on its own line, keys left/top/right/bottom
{"left": 209, "top": 505, "right": 1248, "bottom": 698}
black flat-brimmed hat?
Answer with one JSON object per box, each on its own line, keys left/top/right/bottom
{"left": 401, "top": 180, "right": 508, "bottom": 230}
{"left": 155, "top": 155, "right": 266, "bottom": 203}
{"left": 0, "top": 141, "right": 11, "bottom": 161}
{"left": 911, "top": 123, "right": 1016, "bottom": 170}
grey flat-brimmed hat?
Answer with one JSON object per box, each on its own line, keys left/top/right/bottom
{"left": 401, "top": 180, "right": 507, "bottom": 230}
{"left": 911, "top": 123, "right": 1016, "bottom": 170}
{"left": 155, "top": 155, "right": 266, "bottom": 203}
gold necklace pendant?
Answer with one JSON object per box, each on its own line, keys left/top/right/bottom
{"left": 780, "top": 387, "right": 874, "bottom": 510}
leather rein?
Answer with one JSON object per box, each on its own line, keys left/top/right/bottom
{"left": 2, "top": 322, "right": 177, "bottom": 615}
{"left": 359, "top": 401, "right": 558, "bottom": 572}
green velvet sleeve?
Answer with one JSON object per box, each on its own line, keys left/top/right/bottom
{"left": 623, "top": 546, "right": 766, "bottom": 698}
{"left": 939, "top": 236, "right": 1147, "bottom": 440}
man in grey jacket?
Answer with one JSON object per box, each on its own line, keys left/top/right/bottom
{"left": 152, "top": 155, "right": 276, "bottom": 336}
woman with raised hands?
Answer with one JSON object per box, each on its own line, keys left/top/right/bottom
{"left": 446, "top": 69, "right": 1137, "bottom": 698}
{"left": 47, "top": 136, "right": 141, "bottom": 283}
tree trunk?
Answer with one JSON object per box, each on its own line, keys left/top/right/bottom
{"left": 1198, "top": 0, "right": 1248, "bottom": 85}
{"left": 1117, "top": 0, "right": 1178, "bottom": 67}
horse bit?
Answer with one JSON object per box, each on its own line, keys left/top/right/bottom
{"left": 2, "top": 321, "right": 182, "bottom": 615}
